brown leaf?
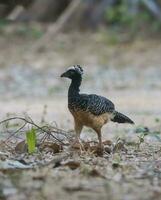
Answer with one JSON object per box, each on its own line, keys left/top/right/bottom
{"left": 90, "top": 145, "right": 104, "bottom": 156}
{"left": 15, "top": 140, "right": 27, "bottom": 154}
{"left": 32, "top": 175, "right": 46, "bottom": 181}
{"left": 104, "top": 146, "right": 112, "bottom": 154}
{"left": 81, "top": 165, "right": 105, "bottom": 178}
{"left": 71, "top": 142, "right": 81, "bottom": 150}
{"left": 63, "top": 160, "right": 80, "bottom": 170}
{"left": 88, "top": 169, "right": 105, "bottom": 178}
{"left": 40, "top": 142, "right": 63, "bottom": 153}
{"left": 103, "top": 140, "right": 113, "bottom": 146}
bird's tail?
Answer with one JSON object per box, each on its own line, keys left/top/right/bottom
{"left": 111, "top": 111, "right": 134, "bottom": 124}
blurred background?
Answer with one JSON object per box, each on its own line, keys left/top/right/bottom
{"left": 0, "top": 0, "right": 161, "bottom": 131}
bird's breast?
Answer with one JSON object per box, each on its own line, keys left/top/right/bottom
{"left": 70, "top": 109, "right": 112, "bottom": 129}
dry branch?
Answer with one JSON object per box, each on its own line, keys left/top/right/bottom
{"left": 0, "top": 117, "right": 68, "bottom": 144}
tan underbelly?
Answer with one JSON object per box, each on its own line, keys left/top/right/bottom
{"left": 70, "top": 110, "right": 112, "bottom": 129}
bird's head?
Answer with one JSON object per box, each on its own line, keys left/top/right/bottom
{"left": 60, "top": 65, "right": 83, "bottom": 80}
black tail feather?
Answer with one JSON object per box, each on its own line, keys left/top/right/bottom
{"left": 111, "top": 111, "right": 134, "bottom": 124}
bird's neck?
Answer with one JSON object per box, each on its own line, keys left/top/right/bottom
{"left": 68, "top": 76, "right": 82, "bottom": 97}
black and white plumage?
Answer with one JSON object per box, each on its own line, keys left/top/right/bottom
{"left": 68, "top": 94, "right": 115, "bottom": 115}
{"left": 61, "top": 65, "right": 134, "bottom": 150}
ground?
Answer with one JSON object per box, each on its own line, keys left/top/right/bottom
{"left": 0, "top": 26, "right": 161, "bottom": 200}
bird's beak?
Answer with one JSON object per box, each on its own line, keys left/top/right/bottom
{"left": 60, "top": 72, "right": 67, "bottom": 78}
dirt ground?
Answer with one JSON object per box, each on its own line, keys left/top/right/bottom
{"left": 0, "top": 26, "right": 161, "bottom": 200}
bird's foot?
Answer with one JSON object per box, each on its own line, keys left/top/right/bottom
{"left": 71, "top": 139, "right": 86, "bottom": 153}
{"left": 96, "top": 143, "right": 104, "bottom": 156}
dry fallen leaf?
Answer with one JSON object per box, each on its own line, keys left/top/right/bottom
{"left": 81, "top": 164, "right": 105, "bottom": 178}
{"left": 89, "top": 145, "right": 104, "bottom": 156}
{"left": 88, "top": 169, "right": 106, "bottom": 178}
{"left": 62, "top": 160, "right": 80, "bottom": 170}
{"left": 71, "top": 142, "right": 81, "bottom": 150}
{"left": 15, "top": 140, "right": 27, "bottom": 154}
{"left": 104, "top": 146, "right": 112, "bottom": 154}
{"left": 40, "top": 142, "right": 63, "bottom": 153}
{"left": 103, "top": 140, "right": 113, "bottom": 146}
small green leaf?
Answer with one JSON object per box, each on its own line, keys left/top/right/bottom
{"left": 26, "top": 128, "right": 36, "bottom": 154}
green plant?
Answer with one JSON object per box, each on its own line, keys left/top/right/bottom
{"left": 15, "top": 25, "right": 43, "bottom": 38}
{"left": 26, "top": 128, "right": 36, "bottom": 154}
{"left": 104, "top": 0, "right": 161, "bottom": 35}
{"left": 105, "top": 1, "right": 134, "bottom": 26}
{"left": 137, "top": 132, "right": 148, "bottom": 149}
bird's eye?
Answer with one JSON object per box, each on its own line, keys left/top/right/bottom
{"left": 69, "top": 70, "right": 75, "bottom": 75}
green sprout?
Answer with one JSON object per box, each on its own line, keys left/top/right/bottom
{"left": 26, "top": 128, "right": 36, "bottom": 154}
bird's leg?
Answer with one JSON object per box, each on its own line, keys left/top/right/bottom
{"left": 95, "top": 128, "right": 104, "bottom": 153}
{"left": 98, "top": 134, "right": 103, "bottom": 149}
{"left": 71, "top": 121, "right": 85, "bottom": 152}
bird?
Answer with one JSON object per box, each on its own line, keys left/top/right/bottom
{"left": 61, "top": 65, "right": 134, "bottom": 151}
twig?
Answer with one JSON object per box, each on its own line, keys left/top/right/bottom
{"left": 6, "top": 122, "right": 27, "bottom": 141}
{"left": 0, "top": 117, "right": 66, "bottom": 144}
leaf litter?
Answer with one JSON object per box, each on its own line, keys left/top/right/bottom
{"left": 0, "top": 115, "right": 161, "bottom": 199}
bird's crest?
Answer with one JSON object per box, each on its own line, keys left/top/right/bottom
{"left": 68, "top": 65, "right": 83, "bottom": 75}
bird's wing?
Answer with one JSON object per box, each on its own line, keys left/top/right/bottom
{"left": 80, "top": 94, "right": 115, "bottom": 115}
